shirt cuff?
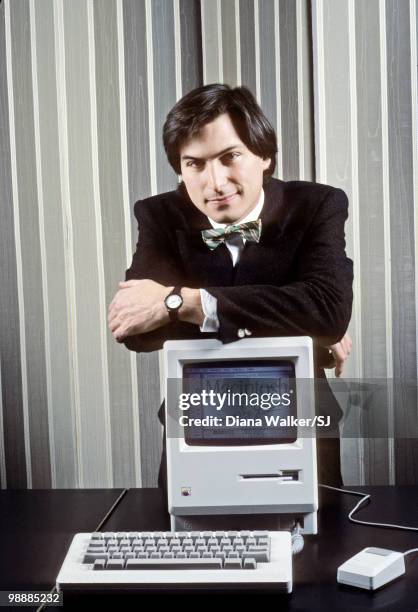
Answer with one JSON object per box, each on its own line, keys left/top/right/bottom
{"left": 199, "top": 289, "right": 220, "bottom": 332}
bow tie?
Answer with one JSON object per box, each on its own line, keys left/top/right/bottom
{"left": 201, "top": 219, "right": 262, "bottom": 250}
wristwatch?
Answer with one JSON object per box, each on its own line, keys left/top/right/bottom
{"left": 164, "top": 286, "right": 183, "bottom": 322}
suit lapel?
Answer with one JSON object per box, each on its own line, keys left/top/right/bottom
{"left": 175, "top": 227, "right": 235, "bottom": 286}
{"left": 233, "top": 179, "right": 287, "bottom": 283}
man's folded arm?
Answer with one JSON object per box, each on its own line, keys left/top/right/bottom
{"left": 122, "top": 322, "right": 205, "bottom": 353}
{"left": 122, "top": 199, "right": 205, "bottom": 353}
{"left": 204, "top": 188, "right": 353, "bottom": 346}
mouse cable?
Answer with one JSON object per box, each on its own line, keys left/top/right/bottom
{"left": 319, "top": 483, "right": 418, "bottom": 546}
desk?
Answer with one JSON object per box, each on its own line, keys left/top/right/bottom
{"left": 1, "top": 487, "right": 418, "bottom": 610}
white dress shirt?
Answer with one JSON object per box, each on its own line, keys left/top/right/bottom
{"left": 199, "top": 190, "right": 265, "bottom": 332}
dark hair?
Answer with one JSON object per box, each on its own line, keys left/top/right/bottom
{"left": 163, "top": 83, "right": 277, "bottom": 179}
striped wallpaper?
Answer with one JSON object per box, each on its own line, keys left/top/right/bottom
{"left": 0, "top": 0, "right": 417, "bottom": 489}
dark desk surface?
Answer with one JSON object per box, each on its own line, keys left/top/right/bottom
{"left": 1, "top": 487, "right": 418, "bottom": 610}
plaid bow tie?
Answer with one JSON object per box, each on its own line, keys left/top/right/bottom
{"left": 201, "top": 219, "right": 262, "bottom": 250}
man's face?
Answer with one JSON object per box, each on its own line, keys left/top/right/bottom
{"left": 179, "top": 113, "right": 271, "bottom": 224}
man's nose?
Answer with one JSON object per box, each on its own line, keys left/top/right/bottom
{"left": 206, "top": 161, "right": 228, "bottom": 191}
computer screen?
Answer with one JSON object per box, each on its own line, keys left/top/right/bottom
{"left": 182, "top": 359, "right": 297, "bottom": 445}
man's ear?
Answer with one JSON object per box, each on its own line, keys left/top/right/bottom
{"left": 262, "top": 157, "right": 271, "bottom": 172}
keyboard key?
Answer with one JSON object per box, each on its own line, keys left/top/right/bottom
{"left": 83, "top": 552, "right": 109, "bottom": 564}
{"left": 106, "top": 559, "right": 124, "bottom": 570}
{"left": 196, "top": 545, "right": 207, "bottom": 553}
{"left": 242, "top": 551, "right": 269, "bottom": 563}
{"left": 243, "top": 558, "right": 257, "bottom": 570}
{"left": 248, "top": 545, "right": 269, "bottom": 554}
{"left": 225, "top": 558, "right": 242, "bottom": 569}
{"left": 215, "top": 552, "right": 226, "bottom": 563}
{"left": 220, "top": 538, "right": 231, "bottom": 546}
{"left": 157, "top": 539, "right": 168, "bottom": 547}
{"left": 91, "top": 533, "right": 104, "bottom": 540}
{"left": 125, "top": 558, "right": 223, "bottom": 570}
{"left": 86, "top": 546, "right": 106, "bottom": 553}
{"left": 183, "top": 538, "right": 194, "bottom": 546}
{"left": 93, "top": 559, "right": 106, "bottom": 570}
{"left": 132, "top": 539, "right": 143, "bottom": 546}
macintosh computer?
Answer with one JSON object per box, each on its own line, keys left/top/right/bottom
{"left": 165, "top": 337, "right": 317, "bottom": 535}
{"left": 56, "top": 336, "right": 318, "bottom": 593}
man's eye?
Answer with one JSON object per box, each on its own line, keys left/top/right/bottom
{"left": 186, "top": 160, "right": 204, "bottom": 169}
{"left": 222, "top": 152, "right": 240, "bottom": 163}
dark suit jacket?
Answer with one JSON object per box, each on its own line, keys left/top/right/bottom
{"left": 124, "top": 177, "right": 353, "bottom": 368}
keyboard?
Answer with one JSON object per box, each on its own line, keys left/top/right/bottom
{"left": 56, "top": 530, "right": 292, "bottom": 592}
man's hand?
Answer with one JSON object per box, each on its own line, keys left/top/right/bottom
{"left": 108, "top": 279, "right": 170, "bottom": 342}
{"left": 327, "top": 332, "right": 352, "bottom": 377}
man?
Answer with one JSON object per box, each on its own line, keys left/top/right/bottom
{"left": 108, "top": 84, "right": 353, "bottom": 486}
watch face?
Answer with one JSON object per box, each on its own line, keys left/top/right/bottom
{"left": 166, "top": 294, "right": 182, "bottom": 310}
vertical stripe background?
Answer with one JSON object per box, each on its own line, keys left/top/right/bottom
{"left": 0, "top": 0, "right": 27, "bottom": 489}
{"left": 0, "top": 0, "right": 417, "bottom": 488}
